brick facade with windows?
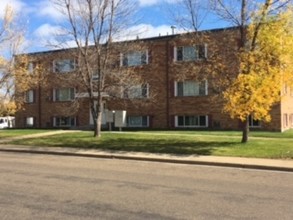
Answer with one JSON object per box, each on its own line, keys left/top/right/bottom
{"left": 15, "top": 27, "right": 293, "bottom": 131}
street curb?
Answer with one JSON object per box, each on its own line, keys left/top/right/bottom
{"left": 1, "top": 148, "right": 292, "bottom": 173}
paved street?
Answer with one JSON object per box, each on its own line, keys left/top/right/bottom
{"left": 0, "top": 152, "right": 292, "bottom": 220}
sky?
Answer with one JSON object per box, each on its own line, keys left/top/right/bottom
{"left": 0, "top": 0, "right": 229, "bottom": 53}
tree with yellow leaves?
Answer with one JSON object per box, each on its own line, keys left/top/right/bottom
{"left": 224, "top": 8, "right": 293, "bottom": 142}
{"left": 168, "top": 0, "right": 293, "bottom": 142}
{"left": 0, "top": 5, "right": 30, "bottom": 115}
{"left": 0, "top": 5, "right": 26, "bottom": 108}
{"left": 0, "top": 99, "right": 16, "bottom": 116}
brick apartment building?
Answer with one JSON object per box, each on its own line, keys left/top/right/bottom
{"left": 15, "top": 27, "right": 293, "bottom": 131}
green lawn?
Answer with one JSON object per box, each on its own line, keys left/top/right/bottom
{"left": 9, "top": 130, "right": 293, "bottom": 159}
{"left": 0, "top": 129, "right": 57, "bottom": 138}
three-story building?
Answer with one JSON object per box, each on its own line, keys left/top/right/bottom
{"left": 15, "top": 27, "right": 293, "bottom": 131}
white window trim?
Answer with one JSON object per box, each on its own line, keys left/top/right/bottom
{"left": 174, "top": 46, "right": 177, "bottom": 62}
{"left": 25, "top": 117, "right": 34, "bottom": 127}
{"left": 126, "top": 84, "right": 149, "bottom": 99}
{"left": 120, "top": 50, "right": 149, "bottom": 67}
{"left": 53, "top": 59, "right": 76, "bottom": 73}
{"left": 28, "top": 62, "right": 34, "bottom": 74}
{"left": 174, "top": 81, "right": 177, "bottom": 97}
{"left": 174, "top": 44, "right": 208, "bottom": 62}
{"left": 92, "top": 71, "right": 99, "bottom": 81}
{"left": 174, "top": 80, "right": 208, "bottom": 97}
{"left": 146, "top": 49, "right": 149, "bottom": 64}
{"left": 53, "top": 88, "right": 75, "bottom": 102}
{"left": 175, "top": 115, "right": 209, "bottom": 128}
{"left": 204, "top": 43, "right": 208, "bottom": 59}
{"left": 249, "top": 115, "right": 261, "bottom": 128}
{"left": 25, "top": 90, "right": 34, "bottom": 103}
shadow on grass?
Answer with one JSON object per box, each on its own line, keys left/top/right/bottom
{"left": 49, "top": 136, "right": 238, "bottom": 156}
{"left": 10, "top": 132, "right": 241, "bottom": 156}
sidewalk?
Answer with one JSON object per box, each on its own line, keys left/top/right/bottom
{"left": 0, "top": 130, "right": 80, "bottom": 144}
{"left": 0, "top": 143, "right": 292, "bottom": 172}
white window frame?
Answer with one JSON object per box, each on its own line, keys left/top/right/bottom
{"left": 28, "top": 62, "right": 34, "bottom": 74}
{"left": 25, "top": 117, "right": 35, "bottom": 127}
{"left": 249, "top": 115, "right": 261, "bottom": 128}
{"left": 174, "top": 44, "right": 207, "bottom": 62}
{"left": 25, "top": 90, "right": 34, "bottom": 103}
{"left": 53, "top": 116, "right": 76, "bottom": 127}
{"left": 53, "top": 59, "right": 76, "bottom": 73}
{"left": 92, "top": 71, "right": 99, "bottom": 81}
{"left": 121, "top": 50, "right": 148, "bottom": 67}
{"left": 290, "top": 114, "right": 293, "bottom": 127}
{"left": 127, "top": 116, "right": 149, "bottom": 127}
{"left": 125, "top": 84, "right": 149, "bottom": 99}
{"left": 175, "top": 115, "right": 208, "bottom": 128}
{"left": 53, "top": 88, "right": 75, "bottom": 102}
{"left": 283, "top": 114, "right": 288, "bottom": 128}
{"left": 174, "top": 80, "right": 208, "bottom": 97}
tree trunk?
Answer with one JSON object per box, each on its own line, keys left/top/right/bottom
{"left": 94, "top": 111, "right": 102, "bottom": 138}
{"left": 241, "top": 118, "right": 249, "bottom": 143}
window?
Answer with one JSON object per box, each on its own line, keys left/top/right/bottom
{"left": 53, "top": 117, "right": 76, "bottom": 127}
{"left": 124, "top": 84, "right": 149, "bottom": 99}
{"left": 175, "top": 45, "right": 207, "bottom": 61}
{"left": 28, "top": 62, "right": 34, "bottom": 74}
{"left": 283, "top": 114, "right": 288, "bottom": 128}
{"left": 121, "top": 50, "right": 148, "bottom": 67}
{"left": 53, "top": 59, "right": 76, "bottom": 73}
{"left": 127, "top": 116, "right": 149, "bottom": 127}
{"left": 25, "top": 90, "right": 35, "bottom": 103}
{"left": 290, "top": 114, "right": 293, "bottom": 127}
{"left": 92, "top": 71, "right": 99, "bottom": 81}
{"left": 175, "top": 115, "right": 208, "bottom": 127}
{"left": 53, "top": 88, "right": 75, "bottom": 101}
{"left": 249, "top": 115, "right": 260, "bottom": 127}
{"left": 25, "top": 117, "right": 35, "bottom": 127}
{"left": 175, "top": 80, "right": 207, "bottom": 96}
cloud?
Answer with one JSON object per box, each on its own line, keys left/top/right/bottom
{"left": 30, "top": 24, "right": 64, "bottom": 50}
{"left": 33, "top": 23, "right": 63, "bottom": 38}
{"left": 34, "top": 0, "right": 66, "bottom": 21}
{"left": 0, "top": 0, "right": 27, "bottom": 18}
{"left": 138, "top": 0, "right": 159, "bottom": 6}
{"left": 114, "top": 23, "right": 186, "bottom": 41}
{"left": 31, "top": 23, "right": 83, "bottom": 51}
{"left": 138, "top": 0, "right": 179, "bottom": 7}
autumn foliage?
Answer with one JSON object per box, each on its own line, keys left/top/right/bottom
{"left": 223, "top": 8, "right": 293, "bottom": 142}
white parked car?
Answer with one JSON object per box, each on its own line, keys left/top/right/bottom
{"left": 0, "top": 116, "right": 15, "bottom": 129}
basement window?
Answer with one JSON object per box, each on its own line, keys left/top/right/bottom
{"left": 175, "top": 115, "right": 208, "bottom": 127}
{"left": 127, "top": 116, "right": 149, "bottom": 127}
{"left": 53, "top": 117, "right": 76, "bottom": 127}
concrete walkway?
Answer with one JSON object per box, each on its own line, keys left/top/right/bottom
{"left": 0, "top": 130, "right": 292, "bottom": 172}
{"left": 0, "top": 130, "right": 80, "bottom": 143}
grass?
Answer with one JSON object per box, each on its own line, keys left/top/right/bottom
{"left": 0, "top": 129, "right": 58, "bottom": 138}
{"left": 8, "top": 130, "right": 293, "bottom": 159}
{"left": 138, "top": 130, "right": 293, "bottom": 138}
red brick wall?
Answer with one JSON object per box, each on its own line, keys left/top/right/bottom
{"left": 15, "top": 28, "right": 287, "bottom": 131}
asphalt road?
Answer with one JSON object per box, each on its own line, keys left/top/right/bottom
{"left": 0, "top": 152, "right": 292, "bottom": 220}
